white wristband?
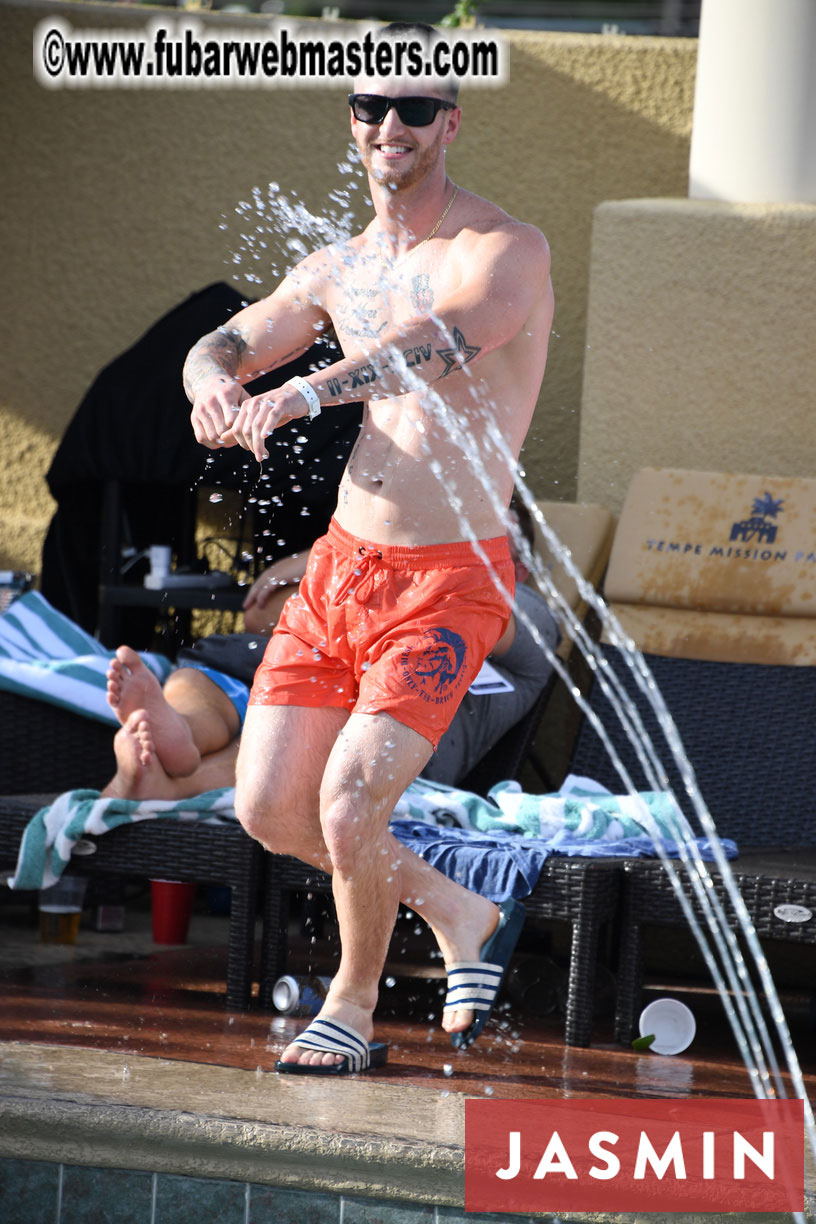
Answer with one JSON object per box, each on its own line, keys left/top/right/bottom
{"left": 284, "top": 375, "right": 321, "bottom": 420}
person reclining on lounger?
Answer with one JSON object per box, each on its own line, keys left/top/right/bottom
{"left": 101, "top": 501, "right": 557, "bottom": 803}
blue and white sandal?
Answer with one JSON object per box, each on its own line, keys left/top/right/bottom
{"left": 275, "top": 1015, "right": 388, "bottom": 1076}
{"left": 445, "top": 898, "right": 526, "bottom": 1049}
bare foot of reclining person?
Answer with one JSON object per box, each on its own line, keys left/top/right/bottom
{"left": 101, "top": 708, "right": 240, "bottom": 802}
{"left": 106, "top": 646, "right": 200, "bottom": 777}
{"left": 101, "top": 710, "right": 183, "bottom": 801}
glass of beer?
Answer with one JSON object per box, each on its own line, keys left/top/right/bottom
{"left": 38, "top": 875, "right": 88, "bottom": 944}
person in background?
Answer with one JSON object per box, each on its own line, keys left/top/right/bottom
{"left": 102, "top": 498, "right": 558, "bottom": 802}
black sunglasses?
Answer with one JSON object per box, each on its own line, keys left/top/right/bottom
{"left": 348, "top": 93, "right": 456, "bottom": 128}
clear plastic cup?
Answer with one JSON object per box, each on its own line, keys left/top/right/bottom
{"left": 38, "top": 875, "right": 88, "bottom": 944}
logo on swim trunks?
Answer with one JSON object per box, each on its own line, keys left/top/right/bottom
{"left": 403, "top": 627, "right": 467, "bottom": 702}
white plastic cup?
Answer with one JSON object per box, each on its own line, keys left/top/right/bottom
{"left": 148, "top": 545, "right": 171, "bottom": 580}
{"left": 638, "top": 998, "right": 696, "bottom": 1055}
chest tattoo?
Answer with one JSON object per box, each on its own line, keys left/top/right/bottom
{"left": 335, "top": 284, "right": 388, "bottom": 339}
{"left": 410, "top": 273, "right": 434, "bottom": 314}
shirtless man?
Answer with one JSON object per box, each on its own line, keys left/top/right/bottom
{"left": 183, "top": 30, "right": 554, "bottom": 1074}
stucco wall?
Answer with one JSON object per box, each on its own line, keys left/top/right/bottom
{"left": 1, "top": 1, "right": 695, "bottom": 574}
{"left": 578, "top": 199, "right": 816, "bottom": 514}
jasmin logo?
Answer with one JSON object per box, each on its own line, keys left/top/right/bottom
{"left": 730, "top": 491, "right": 785, "bottom": 545}
{"left": 465, "top": 1098, "right": 804, "bottom": 1213}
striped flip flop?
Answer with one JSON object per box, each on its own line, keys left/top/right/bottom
{"left": 444, "top": 898, "right": 526, "bottom": 1049}
{"left": 275, "top": 1015, "right": 388, "bottom": 1076}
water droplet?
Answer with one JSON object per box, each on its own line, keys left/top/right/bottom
{"left": 209, "top": 492, "right": 223, "bottom": 504}
{"left": 443, "top": 1063, "right": 453, "bottom": 1077}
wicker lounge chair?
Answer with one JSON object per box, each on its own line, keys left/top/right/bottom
{"left": 578, "top": 466, "right": 816, "bottom": 1042}
{"left": 570, "top": 645, "right": 816, "bottom": 1042}
{"left": 0, "top": 691, "right": 115, "bottom": 794}
{"left": 0, "top": 693, "right": 263, "bottom": 1011}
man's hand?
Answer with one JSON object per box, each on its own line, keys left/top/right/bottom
{"left": 220, "top": 385, "right": 312, "bottom": 462}
{"left": 190, "top": 375, "right": 250, "bottom": 450}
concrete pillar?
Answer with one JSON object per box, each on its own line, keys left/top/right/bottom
{"left": 689, "top": 0, "right": 816, "bottom": 202}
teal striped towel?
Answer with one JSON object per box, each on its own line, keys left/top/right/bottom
{"left": 392, "top": 774, "right": 690, "bottom": 843}
{"left": 0, "top": 591, "right": 173, "bottom": 724}
{"left": 10, "top": 776, "right": 717, "bottom": 894}
{"left": 10, "top": 787, "right": 237, "bottom": 890}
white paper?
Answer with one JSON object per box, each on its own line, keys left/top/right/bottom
{"left": 468, "top": 659, "right": 515, "bottom": 695}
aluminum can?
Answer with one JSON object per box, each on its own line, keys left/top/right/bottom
{"left": 271, "top": 974, "right": 332, "bottom": 1017}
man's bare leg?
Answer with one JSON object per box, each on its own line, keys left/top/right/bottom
{"left": 102, "top": 708, "right": 239, "bottom": 801}
{"left": 236, "top": 703, "right": 375, "bottom": 1068}
{"left": 106, "top": 647, "right": 239, "bottom": 776}
{"left": 235, "top": 706, "right": 502, "bottom": 1069}
{"left": 319, "top": 713, "right": 503, "bottom": 1056}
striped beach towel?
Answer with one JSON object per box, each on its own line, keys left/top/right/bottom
{"left": 10, "top": 776, "right": 736, "bottom": 897}
{"left": 0, "top": 591, "right": 173, "bottom": 725}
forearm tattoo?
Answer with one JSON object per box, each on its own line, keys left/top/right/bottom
{"left": 183, "top": 327, "right": 248, "bottom": 400}
{"left": 435, "top": 327, "right": 481, "bottom": 377}
{"left": 323, "top": 326, "right": 481, "bottom": 400}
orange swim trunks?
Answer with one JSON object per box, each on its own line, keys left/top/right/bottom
{"left": 249, "top": 518, "right": 515, "bottom": 748}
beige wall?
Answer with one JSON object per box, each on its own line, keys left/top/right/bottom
{"left": 578, "top": 199, "right": 816, "bottom": 514}
{"left": 1, "top": 2, "right": 696, "bottom": 574}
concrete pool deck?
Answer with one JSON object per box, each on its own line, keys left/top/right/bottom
{"left": 2, "top": 1039, "right": 814, "bottom": 1224}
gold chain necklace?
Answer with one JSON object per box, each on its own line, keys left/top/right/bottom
{"left": 393, "top": 185, "right": 459, "bottom": 267}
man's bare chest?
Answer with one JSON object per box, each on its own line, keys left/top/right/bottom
{"left": 328, "top": 268, "right": 435, "bottom": 339}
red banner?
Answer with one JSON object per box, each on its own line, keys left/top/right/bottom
{"left": 465, "top": 1098, "right": 804, "bottom": 1213}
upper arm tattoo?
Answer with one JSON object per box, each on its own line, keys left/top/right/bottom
{"left": 183, "top": 326, "right": 249, "bottom": 400}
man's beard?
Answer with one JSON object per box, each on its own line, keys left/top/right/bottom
{"left": 361, "top": 130, "right": 445, "bottom": 193}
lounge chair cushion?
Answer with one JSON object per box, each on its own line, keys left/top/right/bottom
{"left": 602, "top": 467, "right": 816, "bottom": 664}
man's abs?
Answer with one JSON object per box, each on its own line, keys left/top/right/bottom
{"left": 333, "top": 375, "right": 530, "bottom": 545}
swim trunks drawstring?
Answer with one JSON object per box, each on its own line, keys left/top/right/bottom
{"left": 334, "top": 545, "right": 384, "bottom": 605}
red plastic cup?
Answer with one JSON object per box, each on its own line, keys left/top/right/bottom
{"left": 150, "top": 879, "right": 197, "bottom": 944}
